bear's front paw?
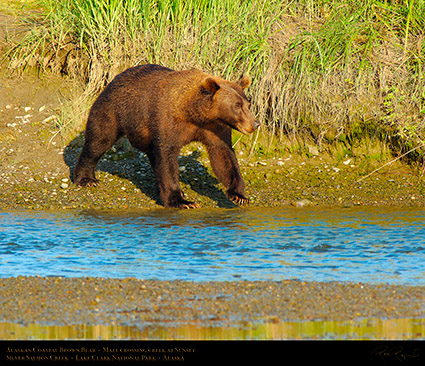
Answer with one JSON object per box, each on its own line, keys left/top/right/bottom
{"left": 227, "top": 191, "right": 249, "bottom": 206}
{"left": 75, "top": 177, "right": 100, "bottom": 187}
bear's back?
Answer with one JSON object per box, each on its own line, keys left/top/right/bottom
{"left": 108, "top": 64, "right": 173, "bottom": 90}
{"left": 99, "top": 64, "right": 208, "bottom": 107}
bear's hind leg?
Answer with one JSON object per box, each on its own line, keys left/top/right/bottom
{"left": 74, "top": 144, "right": 102, "bottom": 187}
{"left": 74, "top": 119, "right": 120, "bottom": 186}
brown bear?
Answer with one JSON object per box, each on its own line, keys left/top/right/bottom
{"left": 74, "top": 64, "right": 259, "bottom": 208}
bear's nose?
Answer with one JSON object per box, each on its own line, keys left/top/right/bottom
{"left": 252, "top": 120, "right": 261, "bottom": 130}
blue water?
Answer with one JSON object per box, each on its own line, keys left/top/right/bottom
{"left": 0, "top": 207, "right": 424, "bottom": 285}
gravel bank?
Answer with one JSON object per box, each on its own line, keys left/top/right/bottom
{"left": 1, "top": 277, "right": 424, "bottom": 328}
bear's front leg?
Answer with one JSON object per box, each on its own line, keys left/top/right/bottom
{"left": 148, "top": 149, "right": 199, "bottom": 209}
{"left": 205, "top": 142, "right": 249, "bottom": 206}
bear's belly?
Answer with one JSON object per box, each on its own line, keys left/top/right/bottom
{"left": 125, "top": 125, "right": 151, "bottom": 151}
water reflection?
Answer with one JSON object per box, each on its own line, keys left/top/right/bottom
{"left": 1, "top": 318, "right": 424, "bottom": 340}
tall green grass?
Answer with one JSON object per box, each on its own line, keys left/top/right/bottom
{"left": 279, "top": 0, "right": 425, "bottom": 158}
{"left": 5, "top": 0, "right": 425, "bottom": 161}
{"left": 9, "top": 0, "right": 280, "bottom": 89}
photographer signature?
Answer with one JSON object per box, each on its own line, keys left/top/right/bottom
{"left": 371, "top": 345, "right": 421, "bottom": 362}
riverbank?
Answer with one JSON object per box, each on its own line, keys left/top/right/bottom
{"left": 1, "top": 71, "right": 425, "bottom": 211}
{"left": 1, "top": 69, "right": 424, "bottom": 211}
{"left": 0, "top": 276, "right": 424, "bottom": 340}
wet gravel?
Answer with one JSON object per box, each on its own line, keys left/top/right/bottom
{"left": 0, "top": 277, "right": 424, "bottom": 328}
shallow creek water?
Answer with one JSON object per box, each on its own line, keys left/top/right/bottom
{"left": 1, "top": 207, "right": 424, "bottom": 284}
{"left": 1, "top": 207, "right": 424, "bottom": 340}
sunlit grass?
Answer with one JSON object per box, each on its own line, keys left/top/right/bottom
{"left": 3, "top": 0, "right": 425, "bottom": 160}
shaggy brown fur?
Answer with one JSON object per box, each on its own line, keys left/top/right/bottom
{"left": 74, "top": 64, "right": 259, "bottom": 208}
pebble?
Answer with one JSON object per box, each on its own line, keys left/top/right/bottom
{"left": 343, "top": 159, "right": 351, "bottom": 165}
{"left": 43, "top": 115, "right": 56, "bottom": 123}
{"left": 60, "top": 183, "right": 69, "bottom": 189}
{"left": 292, "top": 199, "right": 312, "bottom": 207}
{"left": 307, "top": 145, "right": 319, "bottom": 156}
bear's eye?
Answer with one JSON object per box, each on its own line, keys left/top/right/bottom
{"left": 235, "top": 102, "right": 243, "bottom": 109}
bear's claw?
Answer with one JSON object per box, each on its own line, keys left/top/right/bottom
{"left": 182, "top": 202, "right": 200, "bottom": 209}
{"left": 167, "top": 196, "right": 200, "bottom": 209}
{"left": 228, "top": 192, "right": 249, "bottom": 206}
{"left": 76, "top": 177, "right": 100, "bottom": 187}
{"left": 233, "top": 196, "right": 249, "bottom": 205}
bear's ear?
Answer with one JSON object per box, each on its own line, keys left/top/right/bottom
{"left": 202, "top": 77, "right": 220, "bottom": 95}
{"left": 237, "top": 75, "right": 251, "bottom": 89}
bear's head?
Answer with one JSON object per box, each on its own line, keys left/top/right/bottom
{"left": 201, "top": 75, "right": 260, "bottom": 135}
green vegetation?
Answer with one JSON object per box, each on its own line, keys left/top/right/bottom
{"left": 4, "top": 0, "right": 425, "bottom": 162}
